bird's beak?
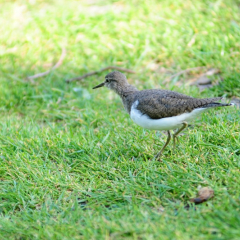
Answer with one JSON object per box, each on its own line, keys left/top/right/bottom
{"left": 92, "top": 82, "right": 105, "bottom": 89}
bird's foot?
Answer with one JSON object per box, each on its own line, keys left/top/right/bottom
{"left": 172, "top": 122, "right": 188, "bottom": 149}
{"left": 154, "top": 130, "right": 171, "bottom": 160}
{"left": 173, "top": 135, "right": 179, "bottom": 149}
{"left": 154, "top": 152, "right": 163, "bottom": 161}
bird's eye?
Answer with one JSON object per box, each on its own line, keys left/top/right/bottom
{"left": 106, "top": 78, "right": 109, "bottom": 82}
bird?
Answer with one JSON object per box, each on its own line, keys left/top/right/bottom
{"left": 93, "top": 71, "right": 233, "bottom": 159}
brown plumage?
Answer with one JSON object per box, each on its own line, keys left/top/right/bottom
{"left": 93, "top": 71, "right": 233, "bottom": 158}
{"left": 133, "top": 90, "right": 224, "bottom": 119}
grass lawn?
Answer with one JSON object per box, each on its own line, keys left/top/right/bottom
{"left": 0, "top": 0, "right": 240, "bottom": 239}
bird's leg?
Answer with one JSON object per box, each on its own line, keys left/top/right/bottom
{"left": 173, "top": 122, "right": 188, "bottom": 149}
{"left": 155, "top": 130, "right": 171, "bottom": 160}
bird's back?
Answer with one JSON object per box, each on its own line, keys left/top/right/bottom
{"left": 126, "top": 89, "right": 228, "bottom": 119}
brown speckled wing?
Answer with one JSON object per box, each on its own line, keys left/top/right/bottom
{"left": 135, "top": 90, "right": 222, "bottom": 119}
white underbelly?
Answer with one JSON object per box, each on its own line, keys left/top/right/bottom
{"left": 130, "top": 100, "right": 206, "bottom": 130}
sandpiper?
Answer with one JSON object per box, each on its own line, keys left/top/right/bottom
{"left": 93, "top": 71, "right": 233, "bottom": 158}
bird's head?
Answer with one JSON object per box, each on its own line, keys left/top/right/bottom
{"left": 93, "top": 71, "right": 129, "bottom": 93}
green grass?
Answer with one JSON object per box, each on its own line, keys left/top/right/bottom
{"left": 0, "top": 0, "right": 240, "bottom": 239}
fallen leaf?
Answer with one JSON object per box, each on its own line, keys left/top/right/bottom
{"left": 195, "top": 76, "right": 212, "bottom": 85}
{"left": 204, "top": 68, "right": 220, "bottom": 76}
{"left": 189, "top": 68, "right": 220, "bottom": 91}
{"left": 231, "top": 97, "right": 240, "bottom": 108}
{"left": 190, "top": 187, "right": 214, "bottom": 204}
{"left": 198, "top": 84, "right": 213, "bottom": 92}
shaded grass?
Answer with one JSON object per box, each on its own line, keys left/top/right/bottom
{"left": 0, "top": 0, "right": 240, "bottom": 239}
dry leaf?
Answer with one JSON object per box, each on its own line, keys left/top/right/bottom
{"left": 198, "top": 84, "right": 213, "bottom": 92}
{"left": 195, "top": 76, "right": 212, "bottom": 85}
{"left": 189, "top": 68, "right": 221, "bottom": 91}
{"left": 190, "top": 187, "right": 214, "bottom": 204}
{"left": 231, "top": 97, "right": 240, "bottom": 108}
{"left": 205, "top": 68, "right": 220, "bottom": 76}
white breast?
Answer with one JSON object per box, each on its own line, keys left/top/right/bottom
{"left": 130, "top": 100, "right": 206, "bottom": 131}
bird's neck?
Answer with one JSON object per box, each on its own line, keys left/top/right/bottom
{"left": 115, "top": 84, "right": 138, "bottom": 114}
{"left": 114, "top": 84, "right": 138, "bottom": 98}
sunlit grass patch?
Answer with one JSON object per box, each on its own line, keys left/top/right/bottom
{"left": 0, "top": 0, "right": 240, "bottom": 239}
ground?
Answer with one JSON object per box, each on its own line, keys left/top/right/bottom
{"left": 0, "top": 0, "right": 240, "bottom": 239}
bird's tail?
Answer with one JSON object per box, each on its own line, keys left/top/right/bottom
{"left": 203, "top": 102, "right": 234, "bottom": 108}
{"left": 202, "top": 97, "right": 235, "bottom": 108}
